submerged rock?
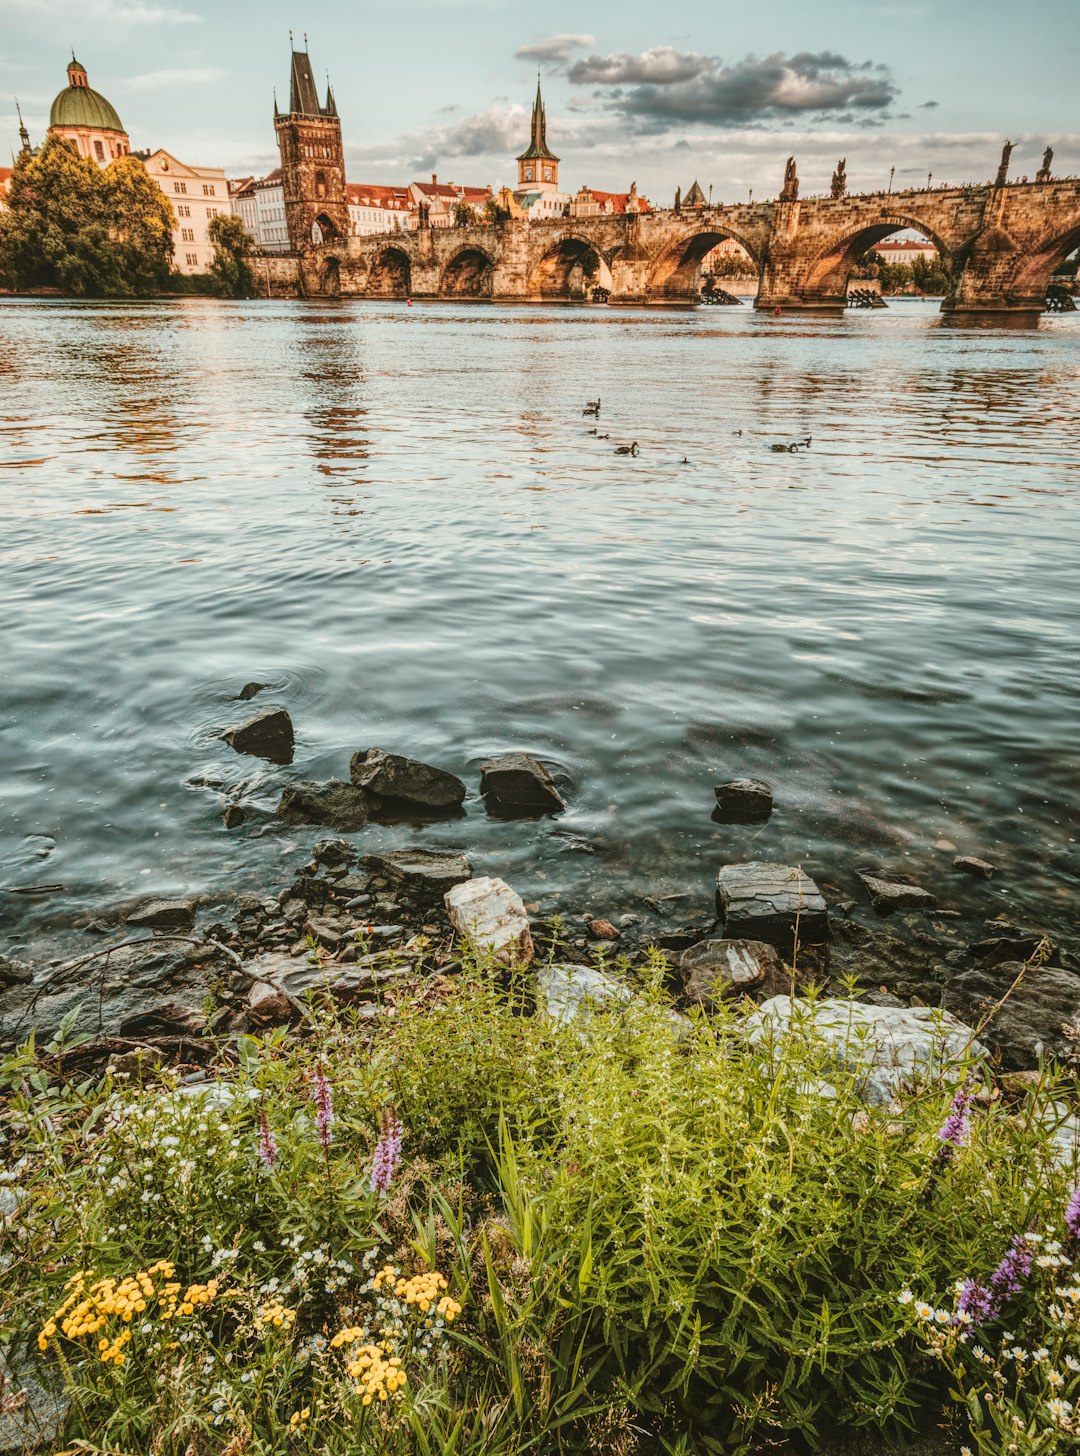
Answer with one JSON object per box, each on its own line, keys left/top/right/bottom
{"left": 277, "top": 780, "right": 372, "bottom": 832}
{"left": 445, "top": 877, "right": 534, "bottom": 967}
{"left": 127, "top": 898, "right": 196, "bottom": 933}
{"left": 224, "top": 707, "right": 295, "bottom": 765}
{"left": 746, "top": 995, "right": 982, "bottom": 1105}
{"left": 362, "top": 848, "right": 472, "bottom": 907}
{"left": 236, "top": 681, "right": 268, "bottom": 701}
{"left": 942, "top": 961, "right": 1080, "bottom": 1070}
{"left": 856, "top": 870, "right": 936, "bottom": 914}
{"left": 954, "top": 855, "right": 995, "bottom": 880}
{"left": 713, "top": 779, "right": 773, "bottom": 822}
{"left": 480, "top": 753, "right": 566, "bottom": 815}
{"left": 679, "top": 938, "right": 786, "bottom": 1009}
{"left": 350, "top": 747, "right": 466, "bottom": 811}
{"left": 715, "top": 862, "right": 828, "bottom": 945}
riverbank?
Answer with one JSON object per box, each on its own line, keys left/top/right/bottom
{"left": 4, "top": 879, "right": 1080, "bottom": 1454}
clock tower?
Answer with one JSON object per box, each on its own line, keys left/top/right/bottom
{"left": 516, "top": 76, "right": 559, "bottom": 192}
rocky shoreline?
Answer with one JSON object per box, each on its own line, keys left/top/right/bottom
{"left": 3, "top": 727, "right": 1076, "bottom": 1075}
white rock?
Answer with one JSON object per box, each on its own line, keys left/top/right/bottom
{"left": 445, "top": 876, "right": 534, "bottom": 967}
{"left": 535, "top": 963, "right": 633, "bottom": 1025}
{"left": 745, "top": 995, "right": 983, "bottom": 1105}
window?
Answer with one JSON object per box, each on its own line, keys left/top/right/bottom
{"left": 174, "top": 182, "right": 187, "bottom": 194}
{"left": 202, "top": 184, "right": 215, "bottom": 196}
{"left": 207, "top": 207, "right": 218, "bottom": 218}
{"left": 181, "top": 228, "right": 194, "bottom": 242}
{"left": 94, "top": 140, "right": 105, "bottom": 162}
{"left": 186, "top": 253, "right": 198, "bottom": 266}
{"left": 178, "top": 205, "right": 190, "bottom": 218}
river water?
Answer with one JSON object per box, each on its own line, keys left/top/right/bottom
{"left": 1, "top": 296, "right": 1078, "bottom": 956}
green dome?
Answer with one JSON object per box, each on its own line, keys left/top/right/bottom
{"left": 50, "top": 81, "right": 125, "bottom": 134}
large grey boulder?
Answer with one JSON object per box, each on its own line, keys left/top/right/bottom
{"left": 246, "top": 950, "right": 413, "bottom": 1013}
{"left": 941, "top": 962, "right": 1080, "bottom": 1071}
{"left": 224, "top": 707, "right": 295, "bottom": 765}
{"left": 480, "top": 753, "right": 566, "bottom": 815}
{"left": 361, "top": 848, "right": 472, "bottom": 907}
{"left": 350, "top": 747, "right": 466, "bottom": 810}
{"left": 277, "top": 780, "right": 372, "bottom": 831}
{"left": 715, "top": 862, "right": 828, "bottom": 944}
{"left": 745, "top": 995, "right": 982, "bottom": 1105}
{"left": 679, "top": 938, "right": 787, "bottom": 1010}
{"left": 0, "top": 1346, "right": 68, "bottom": 1453}
{"left": 445, "top": 877, "right": 533, "bottom": 967}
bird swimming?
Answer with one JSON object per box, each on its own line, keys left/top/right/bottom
{"left": 614, "top": 442, "right": 639, "bottom": 456}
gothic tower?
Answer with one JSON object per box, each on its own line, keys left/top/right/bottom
{"left": 516, "top": 77, "right": 559, "bottom": 192}
{"left": 274, "top": 40, "right": 348, "bottom": 253}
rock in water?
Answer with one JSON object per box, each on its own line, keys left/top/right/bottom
{"left": 715, "top": 862, "right": 828, "bottom": 945}
{"left": 350, "top": 747, "right": 466, "bottom": 810}
{"left": 713, "top": 779, "right": 773, "bottom": 822}
{"left": 127, "top": 898, "right": 196, "bottom": 932}
{"left": 277, "top": 781, "right": 371, "bottom": 831}
{"left": 679, "top": 938, "right": 786, "bottom": 1009}
{"left": 236, "top": 681, "right": 268, "bottom": 701}
{"left": 942, "top": 962, "right": 1080, "bottom": 1070}
{"left": 746, "top": 995, "right": 982, "bottom": 1105}
{"left": 857, "top": 869, "right": 936, "bottom": 914}
{"left": 224, "top": 708, "right": 295, "bottom": 765}
{"left": 362, "top": 848, "right": 472, "bottom": 907}
{"left": 953, "top": 855, "right": 995, "bottom": 880}
{"left": 445, "top": 876, "right": 534, "bottom": 967}
{"left": 479, "top": 753, "right": 566, "bottom": 815}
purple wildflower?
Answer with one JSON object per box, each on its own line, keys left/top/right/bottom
{"left": 1065, "top": 1179, "right": 1080, "bottom": 1250}
{"left": 957, "top": 1233, "right": 1035, "bottom": 1326}
{"left": 937, "top": 1082, "right": 972, "bottom": 1149}
{"left": 257, "top": 1109, "right": 278, "bottom": 1171}
{"left": 370, "top": 1109, "right": 403, "bottom": 1196}
{"left": 313, "top": 1067, "right": 334, "bottom": 1150}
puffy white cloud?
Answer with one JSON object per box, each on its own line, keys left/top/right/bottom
{"left": 515, "top": 34, "right": 595, "bottom": 66}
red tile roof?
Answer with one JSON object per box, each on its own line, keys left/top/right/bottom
{"left": 583, "top": 188, "right": 652, "bottom": 214}
{"left": 347, "top": 183, "right": 412, "bottom": 209}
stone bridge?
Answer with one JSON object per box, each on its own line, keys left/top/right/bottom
{"left": 280, "top": 179, "right": 1080, "bottom": 313}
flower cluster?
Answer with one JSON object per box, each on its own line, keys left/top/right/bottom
{"left": 253, "top": 1298, "right": 297, "bottom": 1334}
{"left": 330, "top": 1327, "right": 408, "bottom": 1404}
{"left": 38, "top": 1261, "right": 220, "bottom": 1364}
{"left": 958, "top": 1233, "right": 1036, "bottom": 1326}
{"left": 313, "top": 1067, "right": 334, "bottom": 1150}
{"left": 370, "top": 1109, "right": 403, "bottom": 1195}
{"left": 372, "top": 1264, "right": 460, "bottom": 1319}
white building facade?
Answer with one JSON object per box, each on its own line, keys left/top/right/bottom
{"left": 140, "top": 149, "right": 229, "bottom": 275}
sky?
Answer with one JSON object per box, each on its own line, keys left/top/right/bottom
{"left": 2, "top": 0, "right": 1078, "bottom": 201}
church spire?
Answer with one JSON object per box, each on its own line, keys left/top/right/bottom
{"left": 15, "top": 97, "right": 30, "bottom": 154}
{"left": 516, "top": 73, "right": 559, "bottom": 192}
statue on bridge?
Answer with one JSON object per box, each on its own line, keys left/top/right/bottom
{"left": 995, "top": 139, "right": 1014, "bottom": 187}
{"left": 781, "top": 156, "right": 799, "bottom": 202}
{"left": 830, "top": 158, "right": 847, "bottom": 199}
{"left": 1036, "top": 144, "right": 1054, "bottom": 184}
{"left": 674, "top": 185, "right": 681, "bottom": 213}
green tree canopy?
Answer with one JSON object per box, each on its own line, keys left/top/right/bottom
{"left": 452, "top": 201, "right": 476, "bottom": 228}
{"left": 207, "top": 213, "right": 254, "bottom": 298}
{"left": 103, "top": 154, "right": 175, "bottom": 294}
{"left": 0, "top": 138, "right": 176, "bottom": 297}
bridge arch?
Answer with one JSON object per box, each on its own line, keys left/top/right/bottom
{"left": 647, "top": 227, "right": 761, "bottom": 302}
{"left": 529, "top": 235, "right": 606, "bottom": 300}
{"left": 1006, "top": 220, "right": 1080, "bottom": 304}
{"left": 367, "top": 246, "right": 412, "bottom": 299}
{"left": 802, "top": 213, "right": 952, "bottom": 303}
{"left": 312, "top": 211, "right": 343, "bottom": 245}
{"left": 441, "top": 246, "right": 495, "bottom": 298}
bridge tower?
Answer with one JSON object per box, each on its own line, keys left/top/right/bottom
{"left": 274, "top": 39, "right": 348, "bottom": 254}
{"left": 516, "top": 76, "right": 559, "bottom": 193}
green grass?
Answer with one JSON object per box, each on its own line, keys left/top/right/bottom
{"left": 1, "top": 948, "right": 1076, "bottom": 1454}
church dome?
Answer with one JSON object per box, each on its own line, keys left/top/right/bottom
{"left": 49, "top": 59, "right": 125, "bottom": 134}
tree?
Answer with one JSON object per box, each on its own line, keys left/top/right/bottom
{"left": 103, "top": 154, "right": 175, "bottom": 294}
{"left": 0, "top": 136, "right": 116, "bottom": 294}
{"left": 452, "top": 201, "right": 476, "bottom": 228}
{"left": 207, "top": 213, "right": 254, "bottom": 298}
{"left": 481, "top": 198, "right": 499, "bottom": 224}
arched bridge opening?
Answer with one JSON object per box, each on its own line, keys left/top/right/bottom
{"left": 441, "top": 247, "right": 495, "bottom": 299}
{"left": 803, "top": 218, "right": 952, "bottom": 309}
{"left": 530, "top": 237, "right": 604, "bottom": 301}
{"left": 648, "top": 229, "right": 760, "bottom": 303}
{"left": 1008, "top": 224, "right": 1080, "bottom": 309}
{"left": 367, "top": 246, "right": 412, "bottom": 299}
{"left": 312, "top": 211, "right": 343, "bottom": 245}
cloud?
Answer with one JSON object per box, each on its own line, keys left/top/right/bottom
{"left": 6, "top": 0, "right": 201, "bottom": 21}
{"left": 918, "top": 100, "right": 940, "bottom": 109}
{"left": 125, "top": 67, "right": 223, "bottom": 89}
{"left": 346, "top": 103, "right": 542, "bottom": 174}
{"left": 568, "top": 48, "right": 899, "bottom": 129}
{"left": 515, "top": 34, "right": 595, "bottom": 66}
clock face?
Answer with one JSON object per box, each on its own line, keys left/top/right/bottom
{"left": 543, "top": 166, "right": 553, "bottom": 181}
{"left": 523, "top": 166, "right": 533, "bottom": 182}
